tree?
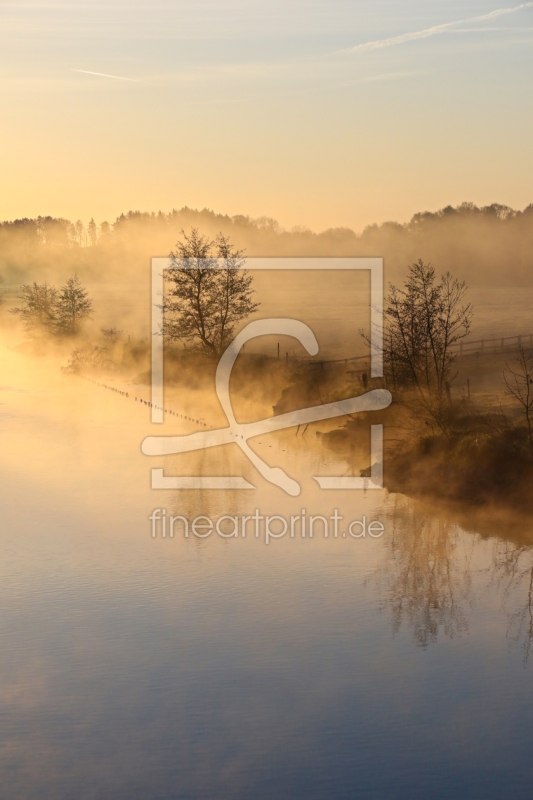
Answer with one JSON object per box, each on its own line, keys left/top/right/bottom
{"left": 54, "top": 275, "right": 93, "bottom": 335}
{"left": 74, "top": 220, "right": 85, "bottom": 247}
{"left": 503, "top": 346, "right": 533, "bottom": 447}
{"left": 101, "top": 327, "right": 122, "bottom": 341}
{"left": 10, "top": 282, "right": 58, "bottom": 334}
{"left": 379, "top": 261, "right": 472, "bottom": 419}
{"left": 36, "top": 216, "right": 72, "bottom": 247}
{"left": 99, "top": 221, "right": 111, "bottom": 240}
{"left": 163, "top": 228, "right": 259, "bottom": 357}
{"left": 63, "top": 344, "right": 115, "bottom": 374}
{"left": 88, "top": 218, "right": 97, "bottom": 246}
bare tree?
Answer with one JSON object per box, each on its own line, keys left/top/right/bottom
{"left": 101, "top": 327, "right": 122, "bottom": 341}
{"left": 370, "top": 261, "right": 472, "bottom": 429}
{"left": 63, "top": 344, "right": 115, "bottom": 374}
{"left": 163, "top": 229, "right": 259, "bottom": 358}
{"left": 10, "top": 282, "right": 58, "bottom": 334}
{"left": 54, "top": 275, "right": 93, "bottom": 335}
{"left": 503, "top": 346, "right": 533, "bottom": 446}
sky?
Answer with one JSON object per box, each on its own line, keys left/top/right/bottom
{"left": 1, "top": 0, "right": 532, "bottom": 231}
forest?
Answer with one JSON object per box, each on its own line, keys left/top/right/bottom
{"left": 1, "top": 201, "right": 533, "bottom": 288}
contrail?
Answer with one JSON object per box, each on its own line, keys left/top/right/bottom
{"left": 71, "top": 69, "right": 144, "bottom": 83}
{"left": 338, "top": 2, "right": 533, "bottom": 55}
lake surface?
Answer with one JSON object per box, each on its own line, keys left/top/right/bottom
{"left": 1, "top": 342, "right": 533, "bottom": 799}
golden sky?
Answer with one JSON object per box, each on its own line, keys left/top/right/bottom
{"left": 1, "top": 1, "right": 533, "bottom": 230}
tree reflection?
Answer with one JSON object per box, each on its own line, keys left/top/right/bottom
{"left": 377, "top": 496, "right": 533, "bottom": 660}
{"left": 376, "top": 497, "right": 473, "bottom": 647}
{"left": 491, "top": 540, "right": 533, "bottom": 664}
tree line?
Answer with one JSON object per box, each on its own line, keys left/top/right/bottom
{"left": 3, "top": 202, "right": 533, "bottom": 292}
{"left": 2, "top": 200, "right": 533, "bottom": 253}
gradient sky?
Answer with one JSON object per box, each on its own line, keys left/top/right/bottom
{"left": 1, "top": 0, "right": 532, "bottom": 230}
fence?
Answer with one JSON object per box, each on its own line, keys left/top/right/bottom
{"left": 451, "top": 333, "right": 533, "bottom": 357}
{"left": 298, "top": 331, "right": 533, "bottom": 370}
{"left": 0, "top": 284, "right": 22, "bottom": 297}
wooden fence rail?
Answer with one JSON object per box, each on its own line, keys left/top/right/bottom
{"left": 301, "top": 332, "right": 533, "bottom": 369}
{"left": 452, "top": 333, "right": 533, "bottom": 357}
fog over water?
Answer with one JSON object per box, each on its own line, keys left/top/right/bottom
{"left": 2, "top": 318, "right": 533, "bottom": 798}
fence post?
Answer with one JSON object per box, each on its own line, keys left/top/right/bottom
{"left": 501, "top": 337, "right": 504, "bottom": 352}
{"left": 460, "top": 341, "right": 463, "bottom": 357}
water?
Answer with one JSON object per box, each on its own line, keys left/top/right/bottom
{"left": 1, "top": 343, "right": 533, "bottom": 799}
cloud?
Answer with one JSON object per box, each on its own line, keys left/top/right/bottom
{"left": 336, "top": 2, "right": 533, "bottom": 55}
{"left": 71, "top": 69, "right": 145, "bottom": 83}
{"left": 450, "top": 25, "right": 533, "bottom": 31}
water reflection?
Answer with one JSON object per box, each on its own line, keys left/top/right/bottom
{"left": 491, "top": 540, "right": 533, "bottom": 663}
{"left": 376, "top": 497, "right": 472, "bottom": 646}
{"left": 4, "top": 343, "right": 533, "bottom": 797}
{"left": 373, "top": 496, "right": 533, "bottom": 663}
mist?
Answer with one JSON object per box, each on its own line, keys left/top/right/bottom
{"left": 2, "top": 201, "right": 532, "bottom": 347}
{"left": 2, "top": 201, "right": 533, "bottom": 287}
